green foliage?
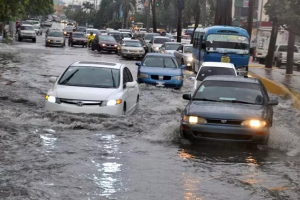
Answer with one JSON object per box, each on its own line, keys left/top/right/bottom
{"left": 106, "top": 18, "right": 122, "bottom": 29}
{"left": 265, "top": 0, "right": 300, "bottom": 35}
{"left": 0, "top": 0, "right": 54, "bottom": 22}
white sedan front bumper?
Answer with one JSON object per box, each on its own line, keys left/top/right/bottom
{"left": 45, "top": 101, "right": 124, "bottom": 115}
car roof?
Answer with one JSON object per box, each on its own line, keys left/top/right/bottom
{"left": 202, "top": 62, "right": 235, "bottom": 68}
{"left": 203, "top": 75, "right": 259, "bottom": 84}
{"left": 145, "top": 53, "right": 175, "bottom": 58}
{"left": 71, "top": 61, "right": 122, "bottom": 69}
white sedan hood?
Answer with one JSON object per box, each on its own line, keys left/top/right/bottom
{"left": 55, "top": 85, "right": 118, "bottom": 101}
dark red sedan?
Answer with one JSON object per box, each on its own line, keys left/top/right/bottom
{"left": 68, "top": 32, "right": 87, "bottom": 47}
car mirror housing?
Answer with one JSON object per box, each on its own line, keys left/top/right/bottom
{"left": 268, "top": 99, "right": 279, "bottom": 106}
{"left": 49, "top": 76, "right": 58, "bottom": 83}
{"left": 135, "top": 62, "right": 141, "bottom": 66}
{"left": 182, "top": 94, "right": 191, "bottom": 100}
{"left": 126, "top": 82, "right": 136, "bottom": 88}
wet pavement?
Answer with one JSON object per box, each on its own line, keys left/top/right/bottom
{"left": 1, "top": 24, "right": 300, "bottom": 199}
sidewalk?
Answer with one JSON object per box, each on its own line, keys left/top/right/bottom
{"left": 249, "top": 63, "right": 300, "bottom": 109}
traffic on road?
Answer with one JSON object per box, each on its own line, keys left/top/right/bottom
{"left": 1, "top": 19, "right": 300, "bottom": 200}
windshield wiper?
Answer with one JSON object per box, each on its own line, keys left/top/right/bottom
{"left": 221, "top": 100, "right": 255, "bottom": 105}
{"left": 111, "top": 70, "right": 116, "bottom": 88}
{"left": 60, "top": 69, "right": 79, "bottom": 84}
{"left": 194, "top": 98, "right": 220, "bottom": 102}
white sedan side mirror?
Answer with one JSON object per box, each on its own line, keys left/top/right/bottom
{"left": 126, "top": 81, "right": 136, "bottom": 88}
{"left": 49, "top": 76, "right": 58, "bottom": 83}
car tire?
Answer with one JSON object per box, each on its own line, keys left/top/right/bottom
{"left": 32, "top": 38, "right": 36, "bottom": 43}
{"left": 91, "top": 45, "right": 95, "bottom": 51}
{"left": 18, "top": 35, "right": 22, "bottom": 41}
{"left": 71, "top": 43, "right": 73, "bottom": 47}
{"left": 82, "top": 45, "right": 84, "bottom": 48}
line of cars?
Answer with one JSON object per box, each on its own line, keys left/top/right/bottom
{"left": 41, "top": 25, "right": 279, "bottom": 146}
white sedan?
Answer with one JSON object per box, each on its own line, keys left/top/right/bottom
{"left": 45, "top": 61, "right": 139, "bottom": 116}
{"left": 192, "top": 62, "right": 237, "bottom": 92}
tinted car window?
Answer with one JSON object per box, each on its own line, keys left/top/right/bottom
{"left": 278, "top": 45, "right": 298, "bottom": 52}
{"left": 165, "top": 43, "right": 181, "bottom": 50}
{"left": 59, "top": 66, "right": 120, "bottom": 88}
{"left": 143, "top": 57, "right": 177, "bottom": 68}
{"left": 21, "top": 26, "right": 34, "bottom": 30}
{"left": 197, "top": 67, "right": 236, "bottom": 81}
{"left": 48, "top": 31, "right": 64, "bottom": 37}
{"left": 184, "top": 46, "right": 193, "bottom": 53}
{"left": 123, "top": 41, "right": 142, "bottom": 47}
{"left": 125, "top": 68, "right": 133, "bottom": 82}
{"left": 100, "top": 35, "right": 116, "bottom": 42}
{"left": 194, "top": 81, "right": 264, "bottom": 105}
{"left": 73, "top": 33, "right": 85, "bottom": 38}
{"left": 154, "top": 38, "right": 171, "bottom": 44}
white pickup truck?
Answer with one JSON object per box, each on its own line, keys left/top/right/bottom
{"left": 273, "top": 44, "right": 300, "bottom": 67}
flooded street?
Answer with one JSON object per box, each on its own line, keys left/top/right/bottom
{"left": 1, "top": 25, "right": 300, "bottom": 199}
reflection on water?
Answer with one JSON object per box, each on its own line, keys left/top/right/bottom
{"left": 90, "top": 134, "right": 123, "bottom": 198}
{"left": 40, "top": 133, "right": 57, "bottom": 152}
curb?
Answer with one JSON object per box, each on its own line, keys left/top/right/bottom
{"left": 249, "top": 72, "right": 300, "bottom": 109}
{"left": 249, "top": 64, "right": 278, "bottom": 69}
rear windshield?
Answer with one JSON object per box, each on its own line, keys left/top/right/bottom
{"left": 194, "top": 81, "right": 264, "bottom": 105}
{"left": 121, "top": 33, "right": 132, "bottom": 38}
{"left": 197, "top": 67, "right": 236, "bottom": 81}
{"left": 58, "top": 66, "right": 120, "bottom": 88}
{"left": 21, "top": 26, "right": 34, "bottom": 30}
{"left": 154, "top": 38, "right": 171, "bottom": 44}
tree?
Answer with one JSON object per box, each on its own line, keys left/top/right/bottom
{"left": 120, "top": 0, "right": 136, "bottom": 28}
{"left": 214, "top": 0, "right": 232, "bottom": 25}
{"left": 265, "top": 0, "right": 300, "bottom": 72}
{"left": 151, "top": 0, "right": 157, "bottom": 32}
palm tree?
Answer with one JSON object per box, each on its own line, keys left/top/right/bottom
{"left": 120, "top": 0, "right": 136, "bottom": 28}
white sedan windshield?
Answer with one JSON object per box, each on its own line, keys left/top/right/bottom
{"left": 59, "top": 67, "right": 120, "bottom": 88}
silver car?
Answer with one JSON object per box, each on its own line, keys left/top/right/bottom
{"left": 174, "top": 44, "right": 194, "bottom": 69}
{"left": 119, "top": 39, "right": 145, "bottom": 59}
{"left": 45, "top": 31, "right": 65, "bottom": 47}
{"left": 159, "top": 42, "right": 181, "bottom": 54}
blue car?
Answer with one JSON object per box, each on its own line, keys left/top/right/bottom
{"left": 136, "top": 53, "right": 186, "bottom": 89}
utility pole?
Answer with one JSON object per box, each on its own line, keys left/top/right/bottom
{"left": 202, "top": 0, "right": 206, "bottom": 27}
{"left": 286, "top": 31, "right": 295, "bottom": 74}
{"left": 177, "top": 0, "right": 184, "bottom": 43}
{"left": 247, "top": 0, "right": 255, "bottom": 36}
{"left": 265, "top": 19, "right": 279, "bottom": 68}
{"left": 146, "top": 0, "right": 150, "bottom": 32}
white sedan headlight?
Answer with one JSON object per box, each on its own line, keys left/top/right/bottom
{"left": 103, "top": 99, "right": 122, "bottom": 106}
{"left": 173, "top": 76, "right": 183, "bottom": 80}
{"left": 187, "top": 56, "right": 193, "bottom": 61}
{"left": 138, "top": 73, "right": 149, "bottom": 78}
{"left": 45, "top": 95, "right": 56, "bottom": 103}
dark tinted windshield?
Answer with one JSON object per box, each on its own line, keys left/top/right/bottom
{"left": 145, "top": 34, "right": 159, "bottom": 40}
{"left": 184, "top": 46, "right": 193, "bottom": 53}
{"left": 59, "top": 67, "right": 120, "bottom": 88}
{"left": 86, "top": 29, "right": 99, "bottom": 34}
{"left": 21, "top": 26, "right": 34, "bottom": 30}
{"left": 165, "top": 43, "right": 180, "bottom": 50}
{"left": 100, "top": 35, "right": 116, "bottom": 42}
{"left": 197, "top": 67, "right": 236, "bottom": 81}
{"left": 124, "top": 41, "right": 142, "bottom": 47}
{"left": 154, "top": 38, "right": 171, "bottom": 44}
{"left": 48, "top": 31, "right": 64, "bottom": 37}
{"left": 143, "top": 57, "right": 177, "bottom": 68}
{"left": 194, "top": 81, "right": 264, "bottom": 105}
{"left": 73, "top": 33, "right": 86, "bottom": 38}
{"left": 121, "top": 33, "right": 132, "bottom": 38}
{"left": 278, "top": 45, "right": 298, "bottom": 52}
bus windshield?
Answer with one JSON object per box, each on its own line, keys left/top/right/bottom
{"left": 206, "top": 34, "right": 249, "bottom": 54}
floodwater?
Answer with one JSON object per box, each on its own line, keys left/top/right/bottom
{"left": 0, "top": 23, "right": 300, "bottom": 200}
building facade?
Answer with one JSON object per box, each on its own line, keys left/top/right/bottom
{"left": 54, "top": 0, "right": 66, "bottom": 15}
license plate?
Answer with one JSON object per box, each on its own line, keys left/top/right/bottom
{"left": 221, "top": 56, "right": 230, "bottom": 63}
{"left": 156, "top": 82, "right": 164, "bottom": 87}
